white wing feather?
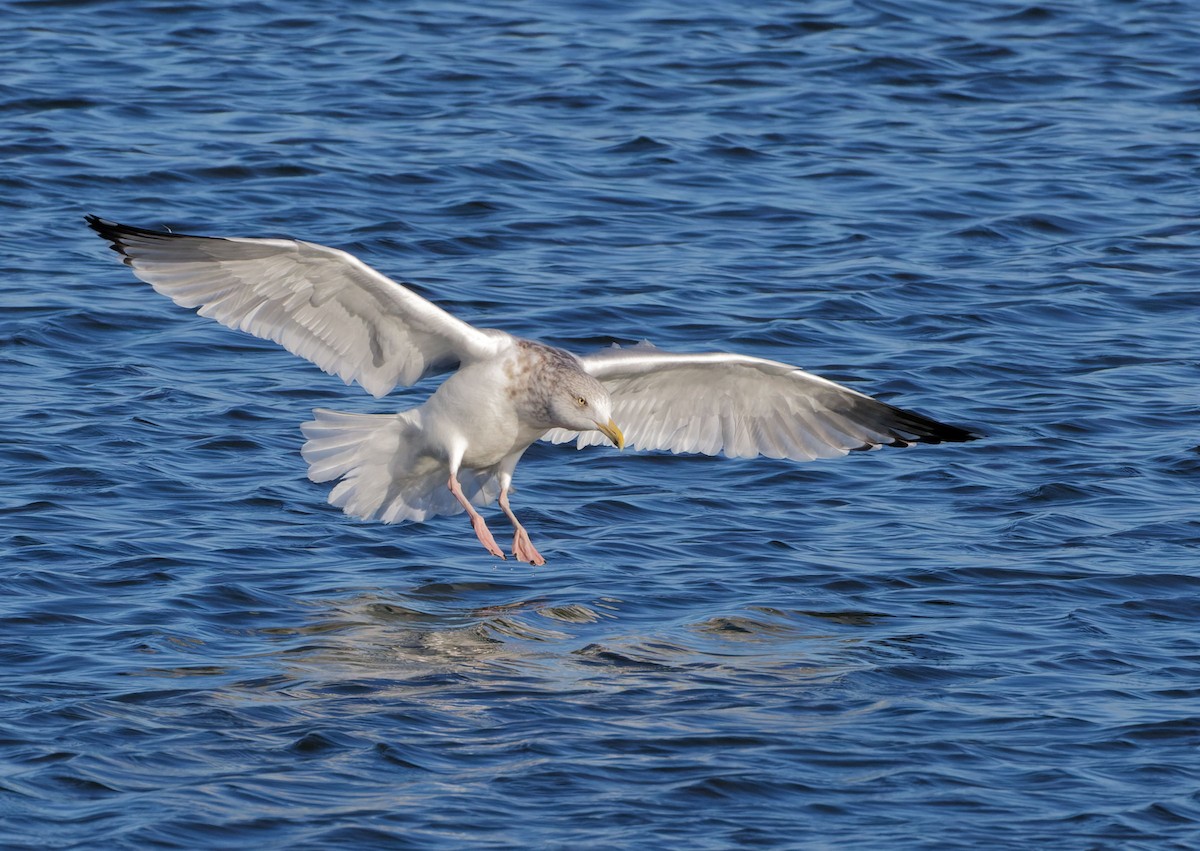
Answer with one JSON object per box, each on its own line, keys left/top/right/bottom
{"left": 543, "top": 346, "right": 973, "bottom": 460}
{"left": 87, "top": 217, "right": 503, "bottom": 397}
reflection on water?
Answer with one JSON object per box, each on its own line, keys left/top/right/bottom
{"left": 254, "top": 585, "right": 864, "bottom": 686}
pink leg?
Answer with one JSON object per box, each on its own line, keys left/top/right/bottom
{"left": 447, "top": 473, "right": 504, "bottom": 560}
{"left": 500, "top": 487, "right": 545, "bottom": 566}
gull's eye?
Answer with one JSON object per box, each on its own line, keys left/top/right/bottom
{"left": 575, "top": 396, "right": 587, "bottom": 408}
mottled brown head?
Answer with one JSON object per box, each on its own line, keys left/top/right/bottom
{"left": 514, "top": 340, "right": 624, "bottom": 448}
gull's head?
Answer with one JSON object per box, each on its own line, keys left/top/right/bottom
{"left": 550, "top": 371, "right": 625, "bottom": 450}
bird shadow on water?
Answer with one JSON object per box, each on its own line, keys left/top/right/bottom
{"left": 216, "top": 545, "right": 910, "bottom": 708}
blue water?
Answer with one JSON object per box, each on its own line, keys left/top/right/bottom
{"left": 3, "top": 0, "right": 1199, "bottom": 847}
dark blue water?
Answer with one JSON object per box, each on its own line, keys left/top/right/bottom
{"left": 4, "top": 0, "right": 1199, "bottom": 847}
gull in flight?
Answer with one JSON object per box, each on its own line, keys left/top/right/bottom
{"left": 87, "top": 216, "right": 977, "bottom": 565}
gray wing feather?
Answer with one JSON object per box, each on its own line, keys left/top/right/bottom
{"left": 543, "top": 346, "right": 975, "bottom": 459}
{"left": 87, "top": 217, "right": 503, "bottom": 397}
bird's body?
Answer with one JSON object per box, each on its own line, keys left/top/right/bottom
{"left": 421, "top": 345, "right": 539, "bottom": 468}
{"left": 87, "top": 215, "right": 977, "bottom": 564}
{"left": 298, "top": 337, "right": 612, "bottom": 564}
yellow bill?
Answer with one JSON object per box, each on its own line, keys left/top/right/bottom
{"left": 596, "top": 418, "right": 625, "bottom": 451}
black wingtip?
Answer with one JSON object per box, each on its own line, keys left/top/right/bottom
{"left": 85, "top": 214, "right": 115, "bottom": 239}
{"left": 884, "top": 403, "right": 982, "bottom": 445}
{"left": 86, "top": 215, "right": 192, "bottom": 264}
{"left": 85, "top": 214, "right": 126, "bottom": 238}
{"left": 86, "top": 215, "right": 175, "bottom": 239}
{"left": 86, "top": 215, "right": 138, "bottom": 261}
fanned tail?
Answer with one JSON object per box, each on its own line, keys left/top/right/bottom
{"left": 300, "top": 409, "right": 500, "bottom": 524}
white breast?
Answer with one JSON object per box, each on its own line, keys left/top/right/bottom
{"left": 419, "top": 350, "right": 538, "bottom": 470}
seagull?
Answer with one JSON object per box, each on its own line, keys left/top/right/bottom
{"left": 86, "top": 216, "right": 977, "bottom": 565}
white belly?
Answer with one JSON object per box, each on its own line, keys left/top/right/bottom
{"left": 419, "top": 356, "right": 540, "bottom": 470}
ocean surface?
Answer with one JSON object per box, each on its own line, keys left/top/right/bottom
{"left": 3, "top": 0, "right": 1199, "bottom": 847}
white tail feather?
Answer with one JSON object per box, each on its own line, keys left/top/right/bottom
{"left": 300, "top": 408, "right": 500, "bottom": 524}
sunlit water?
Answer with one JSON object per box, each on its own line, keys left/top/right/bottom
{"left": 3, "top": 0, "right": 1199, "bottom": 847}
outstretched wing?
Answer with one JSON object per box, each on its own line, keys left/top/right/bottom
{"left": 543, "top": 345, "right": 976, "bottom": 459}
{"left": 87, "top": 216, "right": 504, "bottom": 397}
